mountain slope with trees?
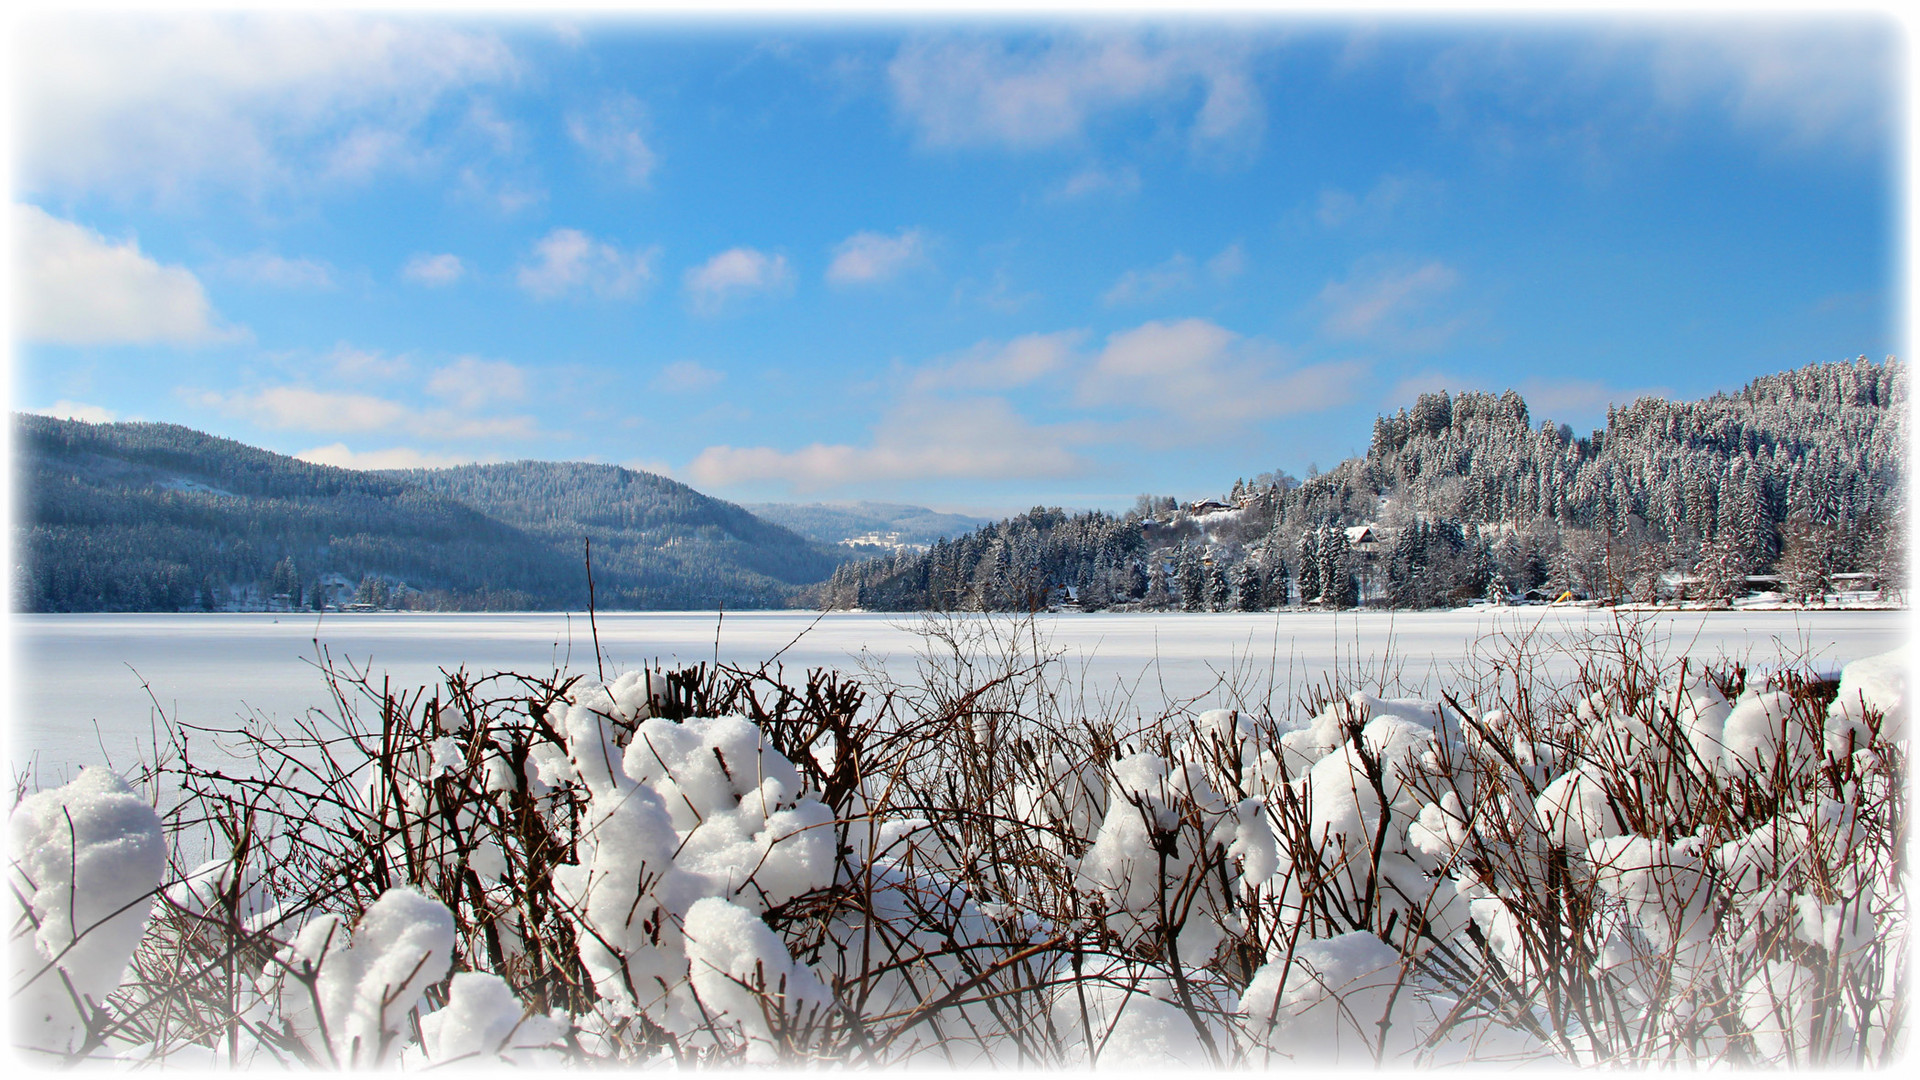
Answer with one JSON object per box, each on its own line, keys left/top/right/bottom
{"left": 13, "top": 417, "right": 847, "bottom": 612}
{"left": 386, "top": 462, "right": 845, "bottom": 608}
{"left": 818, "top": 357, "right": 1905, "bottom": 611}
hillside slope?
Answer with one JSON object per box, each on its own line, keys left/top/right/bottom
{"left": 13, "top": 417, "right": 846, "bottom": 611}
{"left": 821, "top": 357, "right": 1905, "bottom": 611}
{"left": 387, "top": 462, "right": 845, "bottom": 608}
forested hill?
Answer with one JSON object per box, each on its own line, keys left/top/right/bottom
{"left": 384, "top": 462, "right": 843, "bottom": 608}
{"left": 13, "top": 417, "right": 847, "bottom": 612}
{"left": 820, "top": 357, "right": 1906, "bottom": 611}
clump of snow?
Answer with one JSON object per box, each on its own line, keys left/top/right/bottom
{"left": 1053, "top": 955, "right": 1220, "bottom": 1066}
{"left": 267, "top": 887, "right": 455, "bottom": 1067}
{"left": 9, "top": 768, "right": 165, "bottom": 1055}
{"left": 1826, "top": 648, "right": 1909, "bottom": 756}
{"left": 1240, "top": 930, "right": 1409, "bottom": 1063}
{"left": 1720, "top": 689, "right": 1813, "bottom": 777}
{"left": 683, "top": 896, "right": 828, "bottom": 1062}
{"left": 419, "top": 971, "right": 565, "bottom": 1066}
{"left": 1533, "top": 766, "right": 1625, "bottom": 850}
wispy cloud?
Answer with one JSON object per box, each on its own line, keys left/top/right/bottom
{"left": 1049, "top": 163, "right": 1141, "bottom": 201}
{"left": 1647, "top": 21, "right": 1894, "bottom": 154}
{"left": 15, "top": 203, "right": 242, "bottom": 345}
{"left": 888, "top": 33, "right": 1262, "bottom": 156}
{"left": 684, "top": 247, "right": 792, "bottom": 314}
{"left": 402, "top": 252, "right": 464, "bottom": 286}
{"left": 198, "top": 383, "right": 536, "bottom": 441}
{"left": 517, "top": 228, "right": 657, "bottom": 300}
{"left": 567, "top": 93, "right": 658, "bottom": 183}
{"left": 199, "top": 386, "right": 410, "bottom": 432}
{"left": 911, "top": 331, "right": 1084, "bottom": 392}
{"left": 1103, "top": 254, "right": 1195, "bottom": 306}
{"left": 688, "top": 396, "right": 1084, "bottom": 493}
{"left": 1316, "top": 173, "right": 1439, "bottom": 230}
{"left": 1206, "top": 242, "right": 1246, "bottom": 282}
{"left": 296, "top": 443, "right": 500, "bottom": 470}
{"left": 827, "top": 228, "right": 928, "bottom": 285}
{"left": 17, "top": 14, "right": 518, "bottom": 199}
{"left": 426, "top": 356, "right": 526, "bottom": 410}
{"left": 1078, "top": 318, "right": 1365, "bottom": 428}
{"left": 214, "top": 251, "right": 335, "bottom": 289}
{"left": 27, "top": 400, "right": 118, "bottom": 424}
{"left": 325, "top": 344, "right": 412, "bottom": 380}
{"left": 652, "top": 360, "right": 725, "bottom": 393}
{"left": 1103, "top": 242, "right": 1243, "bottom": 305}
{"left": 1317, "top": 258, "right": 1462, "bottom": 346}
{"left": 1412, "top": 22, "right": 1893, "bottom": 168}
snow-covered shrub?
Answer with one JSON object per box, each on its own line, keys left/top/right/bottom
{"left": 15, "top": 614, "right": 1903, "bottom": 1069}
{"left": 264, "top": 886, "right": 456, "bottom": 1067}
{"left": 418, "top": 971, "right": 566, "bottom": 1067}
{"left": 9, "top": 768, "right": 164, "bottom": 1058}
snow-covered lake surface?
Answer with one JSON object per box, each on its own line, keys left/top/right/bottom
{"left": 8, "top": 608, "right": 1910, "bottom": 777}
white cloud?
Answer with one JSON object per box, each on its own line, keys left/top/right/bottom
{"left": 216, "top": 251, "right": 334, "bottom": 289}
{"left": 202, "top": 383, "right": 535, "bottom": 443}
{"left": 326, "top": 344, "right": 412, "bottom": 380}
{"left": 27, "top": 400, "right": 117, "bottom": 424}
{"left": 1316, "top": 173, "right": 1436, "bottom": 230}
{"left": 1318, "top": 259, "right": 1461, "bottom": 343}
{"left": 653, "top": 360, "right": 724, "bottom": 393}
{"left": 1049, "top": 163, "right": 1141, "bottom": 201}
{"left": 1207, "top": 241, "right": 1246, "bottom": 282}
{"left": 1102, "top": 254, "right": 1195, "bottom": 306}
{"left": 622, "top": 457, "right": 676, "bottom": 478}
{"left": 688, "top": 396, "right": 1083, "bottom": 493}
{"left": 402, "top": 252, "right": 464, "bottom": 286}
{"left": 200, "top": 386, "right": 410, "bottom": 432}
{"left": 912, "top": 331, "right": 1084, "bottom": 392}
{"left": 517, "top": 228, "right": 657, "bottom": 300}
{"left": 14, "top": 203, "right": 239, "bottom": 345}
{"left": 426, "top": 356, "right": 526, "bottom": 410}
{"left": 888, "top": 34, "right": 1262, "bottom": 155}
{"left": 1079, "top": 318, "right": 1364, "bottom": 425}
{"left": 684, "top": 247, "right": 792, "bottom": 314}
{"left": 1648, "top": 22, "right": 1892, "bottom": 153}
{"left": 827, "top": 228, "right": 928, "bottom": 285}
{"left": 17, "top": 14, "right": 517, "bottom": 198}
{"left": 953, "top": 269, "right": 1040, "bottom": 313}
{"left": 567, "top": 93, "right": 658, "bottom": 183}
{"left": 1103, "top": 242, "right": 1243, "bottom": 305}
{"left": 296, "top": 443, "right": 498, "bottom": 470}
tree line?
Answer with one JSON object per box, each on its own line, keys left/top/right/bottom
{"left": 816, "top": 357, "right": 1905, "bottom": 611}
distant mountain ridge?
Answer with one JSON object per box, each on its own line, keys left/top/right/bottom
{"left": 13, "top": 416, "right": 848, "bottom": 612}
{"left": 744, "top": 501, "right": 991, "bottom": 550}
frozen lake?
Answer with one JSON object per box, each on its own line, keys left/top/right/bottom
{"left": 7, "top": 608, "right": 1909, "bottom": 777}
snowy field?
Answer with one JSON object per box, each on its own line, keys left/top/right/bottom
{"left": 9, "top": 608, "right": 1908, "bottom": 776}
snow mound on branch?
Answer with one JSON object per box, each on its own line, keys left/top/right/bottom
{"left": 1533, "top": 766, "right": 1626, "bottom": 850}
{"left": 420, "top": 971, "right": 565, "bottom": 1066}
{"left": 1240, "top": 930, "right": 1410, "bottom": 1063}
{"left": 683, "top": 896, "right": 828, "bottom": 1062}
{"left": 1720, "top": 690, "right": 1813, "bottom": 776}
{"left": 1053, "top": 954, "right": 1220, "bottom": 1066}
{"left": 273, "top": 886, "right": 455, "bottom": 1067}
{"left": 9, "top": 768, "right": 164, "bottom": 1055}
{"left": 1826, "top": 648, "right": 1909, "bottom": 756}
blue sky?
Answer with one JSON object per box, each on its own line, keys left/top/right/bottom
{"left": 9, "top": 12, "right": 1902, "bottom": 515}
